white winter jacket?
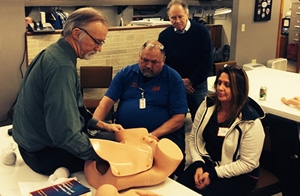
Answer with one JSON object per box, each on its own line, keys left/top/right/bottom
{"left": 189, "top": 96, "right": 265, "bottom": 179}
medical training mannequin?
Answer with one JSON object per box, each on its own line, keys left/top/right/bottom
{"left": 84, "top": 128, "right": 183, "bottom": 191}
{"left": 96, "top": 184, "right": 159, "bottom": 196}
{"left": 281, "top": 97, "right": 300, "bottom": 109}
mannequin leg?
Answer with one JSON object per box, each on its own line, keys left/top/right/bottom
{"left": 95, "top": 184, "right": 159, "bottom": 196}
{"left": 281, "top": 97, "right": 300, "bottom": 109}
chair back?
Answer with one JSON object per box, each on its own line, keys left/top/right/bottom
{"left": 80, "top": 66, "right": 112, "bottom": 88}
{"left": 249, "top": 126, "right": 282, "bottom": 196}
{"left": 213, "top": 61, "right": 237, "bottom": 75}
{"left": 80, "top": 66, "right": 114, "bottom": 122}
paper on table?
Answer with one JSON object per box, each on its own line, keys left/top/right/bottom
{"left": 18, "top": 177, "right": 77, "bottom": 196}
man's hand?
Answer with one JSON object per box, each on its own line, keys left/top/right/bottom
{"left": 103, "top": 123, "right": 124, "bottom": 132}
{"left": 182, "top": 78, "right": 194, "bottom": 94}
{"left": 148, "top": 132, "right": 159, "bottom": 142}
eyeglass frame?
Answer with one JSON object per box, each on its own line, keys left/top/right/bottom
{"left": 221, "top": 64, "right": 247, "bottom": 81}
{"left": 76, "top": 27, "right": 105, "bottom": 46}
{"left": 222, "top": 64, "right": 245, "bottom": 74}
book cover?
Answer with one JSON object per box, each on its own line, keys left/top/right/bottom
{"left": 29, "top": 179, "right": 91, "bottom": 196}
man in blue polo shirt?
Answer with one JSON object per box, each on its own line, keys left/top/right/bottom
{"left": 93, "top": 40, "right": 188, "bottom": 176}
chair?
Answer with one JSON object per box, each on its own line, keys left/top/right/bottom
{"left": 249, "top": 168, "right": 281, "bottom": 196}
{"left": 249, "top": 126, "right": 282, "bottom": 196}
{"left": 80, "top": 66, "right": 114, "bottom": 123}
{"left": 266, "top": 58, "right": 287, "bottom": 71}
{"left": 243, "top": 63, "right": 266, "bottom": 71}
{"left": 213, "top": 60, "right": 237, "bottom": 75}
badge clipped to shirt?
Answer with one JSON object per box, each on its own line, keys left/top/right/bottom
{"left": 140, "top": 97, "right": 146, "bottom": 109}
{"left": 139, "top": 90, "right": 146, "bottom": 109}
{"left": 217, "top": 127, "right": 229, "bottom": 137}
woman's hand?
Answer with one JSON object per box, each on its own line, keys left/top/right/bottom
{"left": 194, "top": 167, "right": 211, "bottom": 190}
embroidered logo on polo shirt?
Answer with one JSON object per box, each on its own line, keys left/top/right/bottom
{"left": 131, "top": 82, "right": 138, "bottom": 88}
{"left": 152, "top": 86, "right": 160, "bottom": 92}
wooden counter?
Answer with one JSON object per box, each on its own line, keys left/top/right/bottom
{"left": 26, "top": 25, "right": 171, "bottom": 36}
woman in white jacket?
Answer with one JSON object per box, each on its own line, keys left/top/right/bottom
{"left": 177, "top": 65, "right": 265, "bottom": 195}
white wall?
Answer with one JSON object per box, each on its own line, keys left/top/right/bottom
{"left": 230, "top": 0, "right": 281, "bottom": 66}
{"left": 0, "top": 0, "right": 26, "bottom": 123}
{"left": 214, "top": 13, "right": 232, "bottom": 46}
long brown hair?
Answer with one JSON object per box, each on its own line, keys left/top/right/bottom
{"left": 208, "top": 65, "right": 249, "bottom": 121}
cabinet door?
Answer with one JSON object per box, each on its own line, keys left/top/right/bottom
{"left": 206, "top": 24, "right": 222, "bottom": 48}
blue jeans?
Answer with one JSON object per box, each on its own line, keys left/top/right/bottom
{"left": 186, "top": 81, "right": 208, "bottom": 121}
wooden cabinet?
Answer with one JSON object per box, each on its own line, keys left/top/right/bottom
{"left": 206, "top": 24, "right": 222, "bottom": 48}
{"left": 279, "top": 35, "right": 288, "bottom": 58}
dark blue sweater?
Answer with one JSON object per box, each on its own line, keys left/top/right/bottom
{"left": 158, "top": 20, "right": 213, "bottom": 86}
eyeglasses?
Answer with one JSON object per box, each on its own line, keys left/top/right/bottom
{"left": 77, "top": 27, "right": 105, "bottom": 46}
{"left": 223, "top": 64, "right": 245, "bottom": 76}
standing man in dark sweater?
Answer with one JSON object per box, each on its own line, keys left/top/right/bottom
{"left": 158, "top": 0, "right": 213, "bottom": 121}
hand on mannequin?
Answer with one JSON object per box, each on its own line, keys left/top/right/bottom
{"left": 88, "top": 118, "right": 124, "bottom": 133}
{"left": 102, "top": 122, "right": 124, "bottom": 132}
{"left": 194, "top": 167, "right": 211, "bottom": 190}
{"left": 96, "top": 184, "right": 159, "bottom": 196}
{"left": 84, "top": 128, "right": 183, "bottom": 191}
{"left": 281, "top": 97, "right": 300, "bottom": 109}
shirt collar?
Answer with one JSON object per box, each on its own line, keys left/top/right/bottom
{"left": 174, "top": 19, "right": 191, "bottom": 34}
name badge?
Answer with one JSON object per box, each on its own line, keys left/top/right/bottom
{"left": 139, "top": 98, "right": 146, "bottom": 109}
{"left": 217, "top": 127, "right": 229, "bottom": 137}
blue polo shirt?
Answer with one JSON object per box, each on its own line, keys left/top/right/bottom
{"left": 106, "top": 63, "right": 188, "bottom": 133}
